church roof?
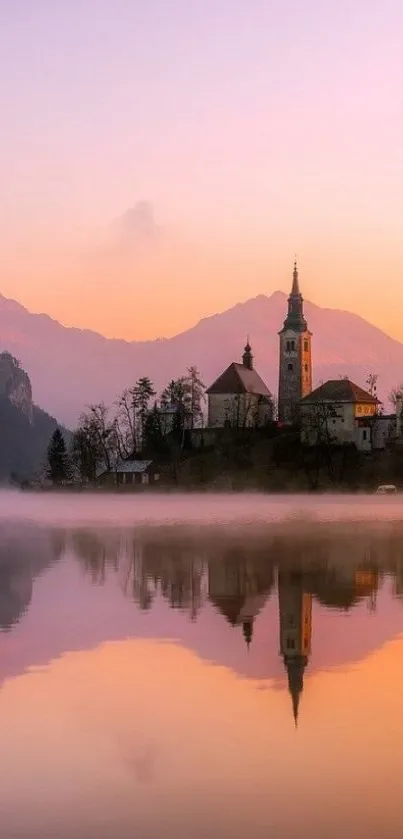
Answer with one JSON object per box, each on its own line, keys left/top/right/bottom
{"left": 209, "top": 592, "right": 269, "bottom": 627}
{"left": 301, "top": 379, "right": 379, "bottom": 405}
{"left": 206, "top": 362, "right": 272, "bottom": 397}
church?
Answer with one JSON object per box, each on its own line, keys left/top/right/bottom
{"left": 206, "top": 261, "right": 385, "bottom": 446}
{"left": 205, "top": 261, "right": 311, "bottom": 428}
{"left": 206, "top": 340, "right": 274, "bottom": 428}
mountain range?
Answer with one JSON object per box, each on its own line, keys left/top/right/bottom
{"left": 0, "top": 291, "right": 401, "bottom": 427}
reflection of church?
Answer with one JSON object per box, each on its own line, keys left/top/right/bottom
{"left": 208, "top": 550, "right": 274, "bottom": 647}
{"left": 278, "top": 570, "right": 312, "bottom": 726}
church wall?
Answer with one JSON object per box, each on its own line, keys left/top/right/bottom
{"left": 208, "top": 393, "right": 272, "bottom": 428}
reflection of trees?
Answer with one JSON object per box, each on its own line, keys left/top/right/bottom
{"left": 72, "top": 530, "right": 205, "bottom": 617}
{"left": 70, "top": 525, "right": 403, "bottom": 627}
{"left": 0, "top": 524, "right": 64, "bottom": 631}
{"left": 140, "top": 543, "right": 204, "bottom": 617}
{"left": 72, "top": 530, "right": 121, "bottom": 585}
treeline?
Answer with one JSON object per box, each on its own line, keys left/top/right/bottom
{"left": 46, "top": 367, "right": 205, "bottom": 485}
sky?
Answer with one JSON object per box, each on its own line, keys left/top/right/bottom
{"left": 1, "top": 1, "right": 403, "bottom": 341}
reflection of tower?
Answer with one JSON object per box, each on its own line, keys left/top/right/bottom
{"left": 278, "top": 570, "right": 312, "bottom": 726}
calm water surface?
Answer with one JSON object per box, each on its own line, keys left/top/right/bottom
{"left": 1, "top": 491, "right": 403, "bottom": 838}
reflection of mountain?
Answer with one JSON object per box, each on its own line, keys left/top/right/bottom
{"left": 0, "top": 525, "right": 65, "bottom": 630}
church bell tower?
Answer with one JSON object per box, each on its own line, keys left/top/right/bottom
{"left": 278, "top": 262, "right": 312, "bottom": 424}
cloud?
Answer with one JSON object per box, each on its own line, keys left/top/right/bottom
{"left": 115, "top": 201, "right": 161, "bottom": 246}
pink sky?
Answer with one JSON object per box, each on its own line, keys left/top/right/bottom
{"left": 1, "top": 1, "right": 403, "bottom": 340}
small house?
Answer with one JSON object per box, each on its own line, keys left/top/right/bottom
{"left": 99, "top": 459, "right": 160, "bottom": 487}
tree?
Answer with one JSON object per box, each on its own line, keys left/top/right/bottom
{"left": 365, "top": 372, "right": 381, "bottom": 449}
{"left": 300, "top": 399, "right": 339, "bottom": 487}
{"left": 366, "top": 372, "right": 379, "bottom": 399}
{"left": 161, "top": 377, "right": 191, "bottom": 410}
{"left": 389, "top": 384, "right": 403, "bottom": 407}
{"left": 86, "top": 403, "right": 117, "bottom": 472}
{"left": 47, "top": 429, "right": 70, "bottom": 485}
{"left": 186, "top": 366, "right": 206, "bottom": 428}
{"left": 133, "top": 377, "right": 156, "bottom": 448}
{"left": 143, "top": 403, "right": 167, "bottom": 456}
{"left": 116, "top": 378, "right": 156, "bottom": 455}
{"left": 71, "top": 409, "right": 112, "bottom": 484}
{"left": 115, "top": 387, "right": 137, "bottom": 457}
{"left": 223, "top": 394, "right": 265, "bottom": 429}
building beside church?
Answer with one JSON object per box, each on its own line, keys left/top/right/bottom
{"left": 300, "top": 379, "right": 380, "bottom": 451}
{"left": 278, "top": 262, "right": 312, "bottom": 424}
{"left": 206, "top": 341, "right": 273, "bottom": 428}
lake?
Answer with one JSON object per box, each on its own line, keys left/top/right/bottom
{"left": 1, "top": 490, "right": 403, "bottom": 838}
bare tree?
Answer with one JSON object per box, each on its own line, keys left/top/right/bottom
{"left": 366, "top": 372, "right": 381, "bottom": 449}
{"left": 115, "top": 387, "right": 137, "bottom": 457}
{"left": 186, "top": 366, "right": 206, "bottom": 428}
{"left": 116, "top": 377, "right": 156, "bottom": 455}
{"left": 389, "top": 384, "right": 403, "bottom": 407}
{"left": 366, "top": 372, "right": 379, "bottom": 399}
{"left": 223, "top": 394, "right": 266, "bottom": 429}
{"left": 301, "top": 399, "right": 339, "bottom": 486}
{"left": 71, "top": 416, "right": 104, "bottom": 484}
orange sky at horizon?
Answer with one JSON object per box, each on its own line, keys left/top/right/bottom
{"left": 1, "top": 637, "right": 403, "bottom": 837}
{"left": 2, "top": 229, "right": 403, "bottom": 344}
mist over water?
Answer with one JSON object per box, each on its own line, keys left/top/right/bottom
{"left": 1, "top": 492, "right": 403, "bottom": 837}
{"left": 1, "top": 488, "right": 403, "bottom": 528}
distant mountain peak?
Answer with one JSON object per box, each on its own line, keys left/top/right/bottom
{"left": 0, "top": 291, "right": 400, "bottom": 423}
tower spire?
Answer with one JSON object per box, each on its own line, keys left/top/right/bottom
{"left": 291, "top": 260, "right": 300, "bottom": 295}
{"left": 242, "top": 338, "right": 253, "bottom": 370}
{"left": 242, "top": 619, "right": 253, "bottom": 649}
{"left": 285, "top": 655, "right": 307, "bottom": 727}
{"left": 281, "top": 260, "right": 307, "bottom": 331}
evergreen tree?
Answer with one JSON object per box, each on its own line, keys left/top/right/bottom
{"left": 133, "top": 377, "right": 156, "bottom": 448}
{"left": 47, "top": 429, "right": 70, "bottom": 484}
{"left": 143, "top": 403, "right": 167, "bottom": 456}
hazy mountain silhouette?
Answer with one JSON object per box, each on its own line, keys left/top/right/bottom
{"left": 0, "top": 291, "right": 400, "bottom": 426}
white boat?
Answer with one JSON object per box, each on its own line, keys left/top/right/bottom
{"left": 375, "top": 484, "right": 397, "bottom": 494}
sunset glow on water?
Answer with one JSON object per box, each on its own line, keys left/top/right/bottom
{"left": 0, "top": 492, "right": 403, "bottom": 837}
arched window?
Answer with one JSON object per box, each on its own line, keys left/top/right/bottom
{"left": 288, "top": 362, "right": 293, "bottom": 372}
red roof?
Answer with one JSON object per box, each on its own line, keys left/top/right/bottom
{"left": 301, "top": 379, "right": 379, "bottom": 404}
{"left": 207, "top": 362, "right": 272, "bottom": 397}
